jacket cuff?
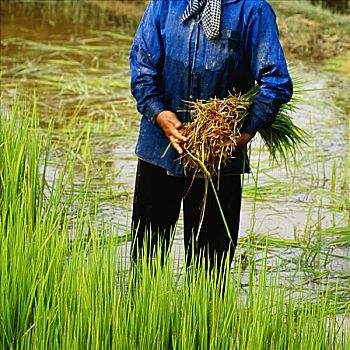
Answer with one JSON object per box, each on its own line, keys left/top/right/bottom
{"left": 144, "top": 99, "right": 166, "bottom": 123}
{"left": 242, "top": 100, "right": 278, "bottom": 137}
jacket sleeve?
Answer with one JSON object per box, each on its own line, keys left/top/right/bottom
{"left": 242, "top": 1, "right": 293, "bottom": 137}
{"left": 129, "top": 0, "right": 166, "bottom": 122}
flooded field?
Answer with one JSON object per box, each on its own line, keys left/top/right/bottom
{"left": 1, "top": 1, "right": 349, "bottom": 348}
{"left": 2, "top": 2, "right": 349, "bottom": 243}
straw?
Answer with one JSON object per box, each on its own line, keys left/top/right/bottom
{"left": 180, "top": 84, "right": 307, "bottom": 175}
{"left": 179, "top": 84, "right": 308, "bottom": 242}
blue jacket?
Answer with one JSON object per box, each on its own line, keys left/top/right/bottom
{"left": 130, "top": 0, "right": 293, "bottom": 176}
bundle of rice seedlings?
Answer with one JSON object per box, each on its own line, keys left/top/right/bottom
{"left": 180, "top": 83, "right": 307, "bottom": 176}
{"left": 180, "top": 94, "right": 250, "bottom": 176}
{"left": 179, "top": 80, "right": 307, "bottom": 241}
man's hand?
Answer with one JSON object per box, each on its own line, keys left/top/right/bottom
{"left": 156, "top": 110, "right": 187, "bottom": 154}
{"left": 235, "top": 132, "right": 253, "bottom": 149}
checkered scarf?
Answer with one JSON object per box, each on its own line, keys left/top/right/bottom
{"left": 181, "top": 0, "right": 222, "bottom": 40}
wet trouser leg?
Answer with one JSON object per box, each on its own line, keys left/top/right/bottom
{"left": 183, "top": 175, "right": 242, "bottom": 270}
{"left": 131, "top": 160, "right": 242, "bottom": 269}
{"left": 131, "top": 160, "right": 184, "bottom": 262}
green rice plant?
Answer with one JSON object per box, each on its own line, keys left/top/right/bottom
{"left": 1, "top": 97, "right": 349, "bottom": 349}
{"left": 242, "top": 74, "right": 308, "bottom": 166}
{"left": 1, "top": 1, "right": 349, "bottom": 344}
{"left": 0, "top": 96, "right": 44, "bottom": 231}
{"left": 181, "top": 73, "right": 308, "bottom": 177}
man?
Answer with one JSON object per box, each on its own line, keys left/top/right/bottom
{"left": 129, "top": 0, "right": 292, "bottom": 268}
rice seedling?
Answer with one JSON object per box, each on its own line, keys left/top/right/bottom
{"left": 1, "top": 2, "right": 138, "bottom": 225}
{"left": 181, "top": 94, "right": 249, "bottom": 176}
{"left": 177, "top": 78, "right": 308, "bottom": 240}
{"left": 1, "top": 2, "right": 350, "bottom": 347}
{"left": 1, "top": 96, "right": 349, "bottom": 350}
{"left": 181, "top": 81, "right": 307, "bottom": 177}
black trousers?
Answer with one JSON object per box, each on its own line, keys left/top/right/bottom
{"left": 131, "top": 160, "right": 242, "bottom": 269}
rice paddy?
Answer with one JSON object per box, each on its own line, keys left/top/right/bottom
{"left": 1, "top": 1, "right": 349, "bottom": 349}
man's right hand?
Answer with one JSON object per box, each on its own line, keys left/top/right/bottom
{"left": 156, "top": 110, "right": 187, "bottom": 154}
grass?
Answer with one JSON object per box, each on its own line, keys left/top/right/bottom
{"left": 1, "top": 2, "right": 348, "bottom": 238}
{"left": 1, "top": 3, "right": 137, "bottom": 222}
{"left": 84, "top": 0, "right": 350, "bottom": 68}
{"left": 1, "top": 95, "right": 349, "bottom": 350}
{"left": 4, "top": 0, "right": 349, "bottom": 64}
{"left": 323, "top": 54, "right": 350, "bottom": 79}
{"left": 1, "top": 2, "right": 350, "bottom": 348}
{"left": 270, "top": 0, "right": 350, "bottom": 63}
{"left": 0, "top": 0, "right": 139, "bottom": 31}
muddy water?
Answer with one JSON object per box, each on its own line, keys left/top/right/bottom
{"left": 1, "top": 4, "right": 349, "bottom": 271}
{"left": 1, "top": 3, "right": 138, "bottom": 233}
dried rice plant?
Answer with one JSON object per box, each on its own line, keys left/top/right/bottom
{"left": 178, "top": 81, "right": 307, "bottom": 242}
{"left": 180, "top": 94, "right": 250, "bottom": 177}
{"left": 180, "top": 83, "right": 307, "bottom": 176}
